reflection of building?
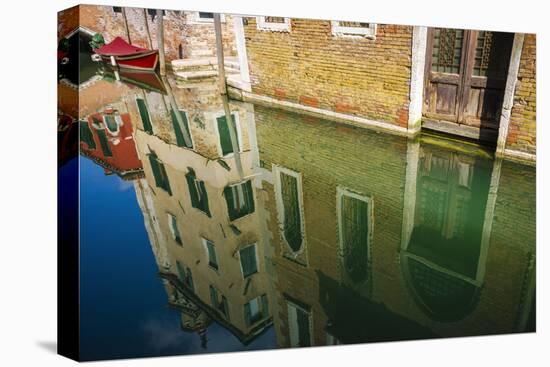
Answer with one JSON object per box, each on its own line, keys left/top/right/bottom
{"left": 254, "top": 106, "right": 535, "bottom": 347}
{"left": 128, "top": 77, "right": 273, "bottom": 345}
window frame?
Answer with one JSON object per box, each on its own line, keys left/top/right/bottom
{"left": 238, "top": 243, "right": 259, "bottom": 279}
{"left": 274, "top": 165, "right": 307, "bottom": 257}
{"left": 331, "top": 20, "right": 376, "bottom": 38}
{"left": 214, "top": 111, "right": 243, "bottom": 158}
{"left": 244, "top": 294, "right": 269, "bottom": 326}
{"left": 256, "top": 16, "right": 291, "bottom": 32}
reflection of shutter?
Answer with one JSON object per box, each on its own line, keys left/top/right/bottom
{"left": 240, "top": 245, "right": 257, "bottom": 277}
{"left": 296, "top": 308, "right": 311, "bottom": 347}
{"left": 244, "top": 301, "right": 252, "bottom": 326}
{"left": 221, "top": 296, "right": 229, "bottom": 320}
{"left": 198, "top": 181, "right": 211, "bottom": 217}
{"left": 261, "top": 294, "right": 269, "bottom": 318}
{"left": 97, "top": 128, "right": 112, "bottom": 157}
{"left": 209, "top": 285, "right": 217, "bottom": 307}
{"left": 217, "top": 115, "right": 233, "bottom": 155}
{"left": 170, "top": 109, "right": 192, "bottom": 148}
{"left": 341, "top": 196, "right": 369, "bottom": 283}
{"left": 206, "top": 241, "right": 217, "bottom": 268}
{"left": 186, "top": 268, "right": 194, "bottom": 291}
{"left": 186, "top": 173, "right": 200, "bottom": 207}
{"left": 136, "top": 98, "right": 153, "bottom": 134}
{"left": 244, "top": 181, "right": 255, "bottom": 214}
{"left": 149, "top": 154, "right": 171, "bottom": 195}
{"left": 224, "top": 186, "right": 237, "bottom": 220}
{"left": 103, "top": 115, "right": 118, "bottom": 132}
{"left": 176, "top": 261, "right": 185, "bottom": 281}
{"left": 79, "top": 121, "right": 96, "bottom": 149}
{"left": 280, "top": 173, "right": 302, "bottom": 251}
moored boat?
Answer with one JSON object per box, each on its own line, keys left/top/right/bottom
{"left": 94, "top": 37, "right": 159, "bottom": 71}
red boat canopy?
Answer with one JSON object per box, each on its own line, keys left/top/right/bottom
{"left": 95, "top": 37, "right": 149, "bottom": 56}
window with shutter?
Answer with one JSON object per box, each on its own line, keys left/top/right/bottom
{"left": 170, "top": 109, "right": 193, "bottom": 148}
{"left": 136, "top": 98, "right": 153, "bottom": 134}
{"left": 79, "top": 121, "right": 96, "bottom": 150}
{"left": 216, "top": 113, "right": 240, "bottom": 156}
{"left": 148, "top": 153, "right": 172, "bottom": 195}
{"left": 224, "top": 180, "right": 255, "bottom": 221}
{"left": 280, "top": 172, "right": 302, "bottom": 251}
{"left": 185, "top": 170, "right": 211, "bottom": 216}
{"left": 338, "top": 188, "right": 372, "bottom": 284}
{"left": 287, "top": 302, "right": 311, "bottom": 347}
{"left": 103, "top": 114, "right": 118, "bottom": 133}
{"left": 239, "top": 244, "right": 258, "bottom": 278}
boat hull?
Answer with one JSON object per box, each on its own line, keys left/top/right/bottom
{"left": 101, "top": 50, "right": 159, "bottom": 71}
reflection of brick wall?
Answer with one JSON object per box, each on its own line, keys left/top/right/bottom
{"left": 507, "top": 34, "right": 536, "bottom": 155}
{"left": 255, "top": 105, "right": 408, "bottom": 346}
{"left": 78, "top": 5, "right": 236, "bottom": 62}
{"left": 58, "top": 6, "right": 79, "bottom": 41}
{"left": 244, "top": 20, "right": 413, "bottom": 126}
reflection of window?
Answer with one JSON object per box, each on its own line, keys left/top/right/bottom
{"left": 96, "top": 128, "right": 112, "bottom": 157}
{"left": 170, "top": 108, "right": 193, "bottom": 148}
{"left": 185, "top": 169, "right": 210, "bottom": 216}
{"left": 148, "top": 152, "right": 172, "bottom": 195}
{"left": 80, "top": 121, "right": 96, "bottom": 150}
{"left": 257, "top": 16, "right": 291, "bottom": 31}
{"left": 331, "top": 21, "right": 376, "bottom": 37}
{"left": 168, "top": 213, "right": 182, "bottom": 245}
{"left": 216, "top": 113, "right": 241, "bottom": 156}
{"left": 239, "top": 244, "right": 258, "bottom": 278}
{"left": 203, "top": 238, "right": 218, "bottom": 270}
{"left": 337, "top": 188, "right": 373, "bottom": 284}
{"left": 275, "top": 167, "right": 304, "bottom": 253}
{"left": 224, "top": 180, "right": 255, "bottom": 221}
{"left": 244, "top": 294, "right": 269, "bottom": 326}
{"left": 176, "top": 261, "right": 194, "bottom": 291}
{"left": 287, "top": 300, "right": 312, "bottom": 347}
{"left": 209, "top": 285, "right": 229, "bottom": 319}
{"left": 103, "top": 114, "right": 120, "bottom": 134}
{"left": 136, "top": 98, "right": 153, "bottom": 134}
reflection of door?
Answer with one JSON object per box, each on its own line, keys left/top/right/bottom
{"left": 423, "top": 28, "right": 514, "bottom": 129}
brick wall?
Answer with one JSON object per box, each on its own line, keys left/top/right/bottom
{"left": 507, "top": 34, "right": 536, "bottom": 155}
{"left": 243, "top": 19, "right": 413, "bottom": 127}
{"left": 77, "top": 5, "right": 236, "bottom": 62}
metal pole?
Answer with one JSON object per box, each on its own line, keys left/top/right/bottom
{"left": 156, "top": 9, "right": 166, "bottom": 76}
{"left": 214, "top": 13, "right": 227, "bottom": 94}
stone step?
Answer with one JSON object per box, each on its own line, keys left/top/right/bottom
{"left": 172, "top": 57, "right": 240, "bottom": 72}
{"left": 174, "top": 70, "right": 219, "bottom": 80}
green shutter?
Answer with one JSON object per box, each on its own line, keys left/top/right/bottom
{"left": 221, "top": 296, "right": 229, "bottom": 320}
{"left": 261, "top": 294, "right": 269, "bottom": 318}
{"left": 244, "top": 301, "right": 252, "bottom": 326}
{"left": 240, "top": 245, "right": 258, "bottom": 278}
{"left": 176, "top": 261, "right": 186, "bottom": 282}
{"left": 186, "top": 268, "right": 194, "bottom": 292}
{"left": 244, "top": 180, "right": 255, "bottom": 215}
{"left": 209, "top": 285, "right": 218, "bottom": 308}
{"left": 198, "top": 181, "right": 211, "bottom": 217}
{"left": 296, "top": 308, "right": 311, "bottom": 347}
{"left": 136, "top": 98, "right": 153, "bottom": 134}
{"left": 170, "top": 109, "right": 192, "bottom": 148}
{"left": 223, "top": 185, "right": 237, "bottom": 220}
{"left": 206, "top": 241, "right": 218, "bottom": 269}
{"left": 96, "top": 128, "right": 112, "bottom": 157}
{"left": 79, "top": 121, "right": 96, "bottom": 149}
{"left": 217, "top": 114, "right": 238, "bottom": 156}
{"left": 341, "top": 195, "right": 369, "bottom": 283}
{"left": 186, "top": 172, "right": 200, "bottom": 207}
{"left": 280, "top": 173, "right": 302, "bottom": 251}
{"left": 149, "top": 154, "right": 172, "bottom": 195}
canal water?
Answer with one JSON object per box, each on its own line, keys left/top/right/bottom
{"left": 59, "top": 63, "right": 535, "bottom": 360}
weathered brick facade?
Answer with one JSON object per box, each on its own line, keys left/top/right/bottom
{"left": 243, "top": 19, "right": 413, "bottom": 127}
{"left": 507, "top": 34, "right": 536, "bottom": 155}
{"left": 64, "top": 5, "right": 237, "bottom": 62}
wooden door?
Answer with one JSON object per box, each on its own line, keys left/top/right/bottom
{"left": 423, "top": 28, "right": 514, "bottom": 129}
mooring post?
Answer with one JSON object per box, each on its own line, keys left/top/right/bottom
{"left": 121, "top": 7, "right": 132, "bottom": 44}
{"left": 156, "top": 9, "right": 166, "bottom": 76}
{"left": 214, "top": 13, "right": 227, "bottom": 94}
